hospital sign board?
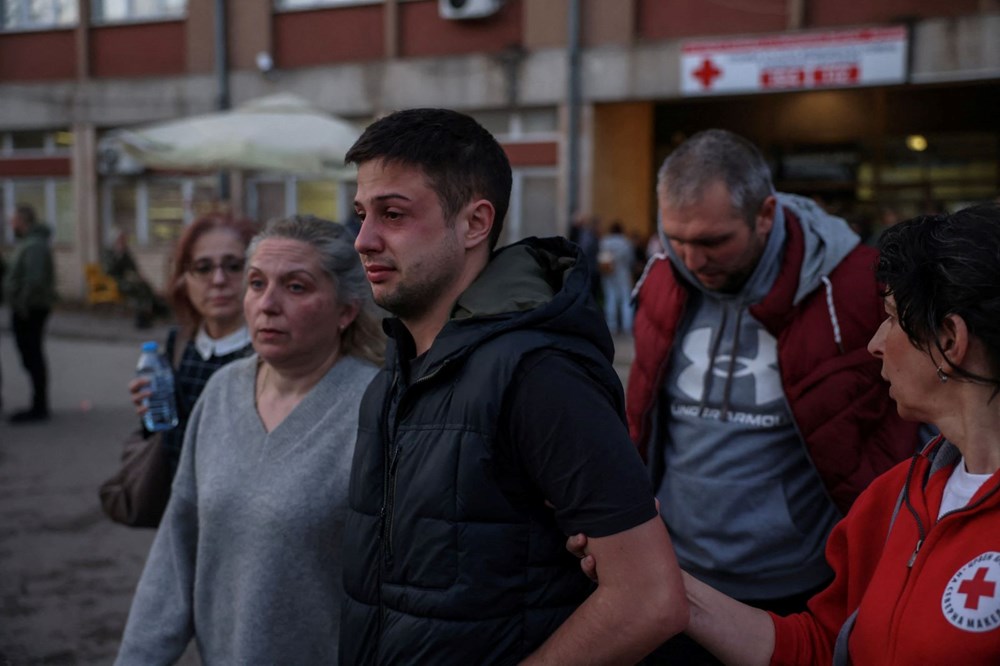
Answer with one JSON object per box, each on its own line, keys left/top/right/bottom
{"left": 681, "top": 26, "right": 908, "bottom": 96}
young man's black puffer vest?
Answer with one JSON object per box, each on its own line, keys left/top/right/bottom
{"left": 340, "top": 320, "right": 620, "bottom": 665}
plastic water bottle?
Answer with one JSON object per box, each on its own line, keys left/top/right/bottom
{"left": 137, "top": 341, "right": 179, "bottom": 432}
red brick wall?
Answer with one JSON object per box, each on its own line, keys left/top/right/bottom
{"left": 0, "top": 30, "right": 76, "bottom": 81}
{"left": 639, "top": 0, "right": 983, "bottom": 39}
{"left": 0, "top": 158, "right": 72, "bottom": 177}
{"left": 91, "top": 22, "right": 186, "bottom": 77}
{"left": 808, "top": 0, "right": 981, "bottom": 27}
{"left": 274, "top": 4, "right": 383, "bottom": 67}
{"left": 400, "top": 0, "right": 522, "bottom": 58}
{"left": 503, "top": 141, "right": 557, "bottom": 167}
{"left": 638, "top": 0, "right": 786, "bottom": 40}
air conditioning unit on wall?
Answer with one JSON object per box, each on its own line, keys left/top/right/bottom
{"left": 439, "top": 0, "right": 503, "bottom": 20}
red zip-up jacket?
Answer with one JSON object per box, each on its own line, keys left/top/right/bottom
{"left": 772, "top": 437, "right": 1000, "bottom": 665}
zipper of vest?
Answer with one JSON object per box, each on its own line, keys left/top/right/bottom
{"left": 383, "top": 445, "right": 402, "bottom": 566}
{"left": 376, "top": 371, "right": 400, "bottom": 647}
{"left": 379, "top": 356, "right": 448, "bottom": 568}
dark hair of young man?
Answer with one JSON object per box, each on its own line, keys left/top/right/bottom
{"left": 345, "top": 108, "right": 513, "bottom": 250}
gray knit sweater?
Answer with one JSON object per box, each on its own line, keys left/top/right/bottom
{"left": 115, "top": 353, "right": 377, "bottom": 665}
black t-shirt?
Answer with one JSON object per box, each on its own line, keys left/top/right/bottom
{"left": 495, "top": 350, "right": 656, "bottom": 538}
{"left": 395, "top": 325, "right": 656, "bottom": 540}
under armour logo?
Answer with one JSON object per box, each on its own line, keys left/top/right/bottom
{"left": 677, "top": 327, "right": 782, "bottom": 405}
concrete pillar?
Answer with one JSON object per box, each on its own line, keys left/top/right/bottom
{"left": 75, "top": 0, "right": 91, "bottom": 79}
{"left": 71, "top": 122, "right": 100, "bottom": 299}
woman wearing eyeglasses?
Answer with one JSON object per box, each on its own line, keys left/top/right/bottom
{"left": 116, "top": 215, "right": 385, "bottom": 665}
{"left": 127, "top": 213, "right": 257, "bottom": 484}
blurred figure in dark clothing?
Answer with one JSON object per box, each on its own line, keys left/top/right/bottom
{"left": 4, "top": 205, "right": 57, "bottom": 423}
{"left": 102, "top": 229, "right": 168, "bottom": 329}
{"left": 569, "top": 211, "right": 601, "bottom": 301}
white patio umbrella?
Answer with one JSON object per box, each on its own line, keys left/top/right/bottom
{"left": 105, "top": 93, "right": 362, "bottom": 177}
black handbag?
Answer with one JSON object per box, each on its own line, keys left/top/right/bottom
{"left": 98, "top": 427, "right": 171, "bottom": 527}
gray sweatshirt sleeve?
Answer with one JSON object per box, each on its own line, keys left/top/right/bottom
{"left": 114, "top": 405, "right": 202, "bottom": 665}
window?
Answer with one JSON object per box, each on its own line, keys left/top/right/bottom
{"left": 856, "top": 132, "right": 1000, "bottom": 219}
{"left": 249, "top": 180, "right": 290, "bottom": 225}
{"left": 1, "top": 178, "right": 75, "bottom": 246}
{"left": 469, "top": 108, "right": 560, "bottom": 142}
{"left": 101, "top": 175, "right": 218, "bottom": 248}
{"left": 274, "top": 0, "right": 381, "bottom": 11}
{"left": 296, "top": 180, "right": 338, "bottom": 221}
{"left": 146, "top": 180, "right": 186, "bottom": 244}
{"left": 91, "top": 0, "right": 186, "bottom": 23}
{"left": 1, "top": 0, "right": 77, "bottom": 30}
{"left": 247, "top": 176, "right": 350, "bottom": 225}
{"left": 500, "top": 168, "right": 559, "bottom": 245}
{"left": 11, "top": 130, "right": 47, "bottom": 152}
{"left": 519, "top": 108, "right": 559, "bottom": 134}
{"left": 1, "top": 129, "right": 73, "bottom": 156}
{"left": 53, "top": 180, "right": 75, "bottom": 244}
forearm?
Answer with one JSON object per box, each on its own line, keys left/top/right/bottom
{"left": 684, "top": 572, "right": 774, "bottom": 666}
{"left": 521, "top": 582, "right": 686, "bottom": 665}
{"left": 523, "top": 517, "right": 688, "bottom": 665}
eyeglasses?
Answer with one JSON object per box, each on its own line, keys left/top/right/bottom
{"left": 187, "top": 256, "right": 245, "bottom": 280}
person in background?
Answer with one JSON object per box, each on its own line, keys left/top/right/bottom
{"left": 341, "top": 107, "right": 686, "bottom": 665}
{"left": 630, "top": 229, "right": 647, "bottom": 282}
{"left": 102, "top": 228, "right": 167, "bottom": 329}
{"left": 669, "top": 203, "right": 1000, "bottom": 665}
{"left": 627, "top": 129, "right": 921, "bottom": 663}
{"left": 4, "top": 204, "right": 57, "bottom": 424}
{"left": 116, "top": 215, "right": 384, "bottom": 664}
{"left": 127, "top": 213, "right": 256, "bottom": 480}
{"left": 569, "top": 210, "right": 602, "bottom": 301}
{"left": 598, "top": 219, "right": 636, "bottom": 335}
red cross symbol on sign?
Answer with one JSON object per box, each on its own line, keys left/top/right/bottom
{"left": 959, "top": 567, "right": 997, "bottom": 610}
{"left": 692, "top": 58, "right": 722, "bottom": 89}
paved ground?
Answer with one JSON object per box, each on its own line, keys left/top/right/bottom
{"left": 0, "top": 305, "right": 189, "bottom": 665}
{"left": 0, "top": 303, "right": 634, "bottom": 664}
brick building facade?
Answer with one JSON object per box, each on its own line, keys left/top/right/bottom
{"left": 1, "top": 0, "right": 998, "bottom": 300}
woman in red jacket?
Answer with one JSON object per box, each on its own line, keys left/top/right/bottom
{"left": 573, "top": 203, "right": 1000, "bottom": 665}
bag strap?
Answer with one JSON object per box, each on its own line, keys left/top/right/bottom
{"left": 164, "top": 326, "right": 188, "bottom": 369}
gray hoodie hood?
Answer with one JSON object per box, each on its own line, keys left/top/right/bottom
{"left": 778, "top": 193, "right": 861, "bottom": 304}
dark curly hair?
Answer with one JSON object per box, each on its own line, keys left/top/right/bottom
{"left": 875, "top": 203, "right": 1000, "bottom": 398}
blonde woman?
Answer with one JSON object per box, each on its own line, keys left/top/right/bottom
{"left": 116, "top": 216, "right": 384, "bottom": 665}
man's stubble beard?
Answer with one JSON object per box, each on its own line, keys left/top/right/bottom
{"left": 374, "top": 256, "right": 463, "bottom": 322}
